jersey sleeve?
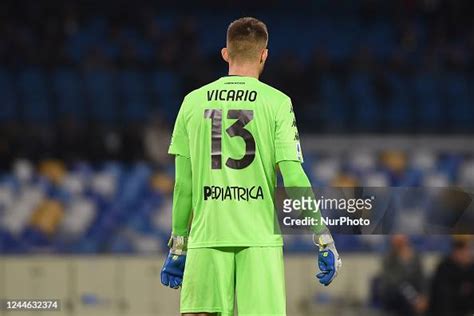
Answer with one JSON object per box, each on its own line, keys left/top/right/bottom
{"left": 274, "top": 98, "right": 303, "bottom": 163}
{"left": 168, "top": 98, "right": 190, "bottom": 158}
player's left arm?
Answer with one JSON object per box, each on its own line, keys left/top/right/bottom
{"left": 279, "top": 160, "right": 342, "bottom": 286}
{"left": 275, "top": 97, "right": 341, "bottom": 286}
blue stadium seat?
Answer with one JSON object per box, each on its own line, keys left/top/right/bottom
{"left": 0, "top": 231, "right": 26, "bottom": 253}
{"left": 443, "top": 73, "right": 473, "bottom": 130}
{"left": 22, "top": 227, "right": 50, "bottom": 247}
{"left": 151, "top": 71, "right": 181, "bottom": 120}
{"left": 52, "top": 69, "right": 84, "bottom": 120}
{"left": 0, "top": 70, "right": 17, "bottom": 121}
{"left": 437, "top": 153, "right": 462, "bottom": 182}
{"left": 399, "top": 168, "right": 423, "bottom": 186}
{"left": 413, "top": 73, "right": 442, "bottom": 130}
{"left": 347, "top": 72, "right": 379, "bottom": 130}
{"left": 325, "top": 23, "right": 358, "bottom": 62}
{"left": 66, "top": 17, "right": 109, "bottom": 63}
{"left": 66, "top": 32, "right": 90, "bottom": 63}
{"left": 385, "top": 73, "right": 413, "bottom": 129}
{"left": 118, "top": 70, "right": 149, "bottom": 121}
{"left": 109, "top": 234, "right": 133, "bottom": 253}
{"left": 320, "top": 77, "right": 347, "bottom": 131}
{"left": 154, "top": 15, "right": 179, "bottom": 32}
{"left": 117, "top": 163, "right": 152, "bottom": 206}
{"left": 17, "top": 68, "right": 51, "bottom": 122}
{"left": 0, "top": 154, "right": 469, "bottom": 254}
{"left": 136, "top": 40, "right": 153, "bottom": 62}
{"left": 151, "top": 71, "right": 179, "bottom": 96}
{"left": 196, "top": 15, "right": 229, "bottom": 55}
{"left": 83, "top": 70, "right": 118, "bottom": 123}
{"left": 363, "top": 22, "right": 394, "bottom": 59}
{"left": 72, "top": 238, "right": 100, "bottom": 253}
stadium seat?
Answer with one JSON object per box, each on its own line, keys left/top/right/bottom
{"left": 385, "top": 73, "right": 413, "bottom": 130}
{"left": 109, "top": 234, "right": 134, "bottom": 253}
{"left": 443, "top": 73, "right": 473, "bottom": 131}
{"left": 118, "top": 70, "right": 150, "bottom": 122}
{"left": 0, "top": 69, "right": 17, "bottom": 121}
{"left": 0, "top": 153, "right": 465, "bottom": 253}
{"left": 324, "top": 19, "right": 360, "bottom": 62}
{"left": 151, "top": 71, "right": 181, "bottom": 120}
{"left": 411, "top": 151, "right": 436, "bottom": 171}
{"left": 320, "top": 77, "right": 347, "bottom": 131}
{"left": 52, "top": 69, "right": 85, "bottom": 120}
{"left": 83, "top": 70, "right": 119, "bottom": 123}
{"left": 17, "top": 68, "right": 51, "bottom": 122}
{"left": 364, "top": 22, "right": 394, "bottom": 59}
{"left": 347, "top": 72, "right": 379, "bottom": 130}
{"left": 413, "top": 73, "right": 442, "bottom": 131}
{"left": 363, "top": 172, "right": 389, "bottom": 187}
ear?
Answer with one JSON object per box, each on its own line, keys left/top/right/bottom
{"left": 221, "top": 48, "right": 230, "bottom": 63}
{"left": 260, "top": 49, "right": 268, "bottom": 64}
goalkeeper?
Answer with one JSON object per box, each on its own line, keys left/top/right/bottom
{"left": 161, "top": 17, "right": 341, "bottom": 316}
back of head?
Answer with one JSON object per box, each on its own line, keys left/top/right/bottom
{"left": 226, "top": 17, "right": 268, "bottom": 63}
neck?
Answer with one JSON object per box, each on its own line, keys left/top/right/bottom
{"left": 228, "top": 63, "right": 260, "bottom": 79}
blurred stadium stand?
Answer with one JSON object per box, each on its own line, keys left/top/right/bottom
{"left": 2, "top": 1, "right": 474, "bottom": 167}
{"left": 1, "top": 136, "right": 473, "bottom": 254}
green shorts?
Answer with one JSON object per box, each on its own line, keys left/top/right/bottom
{"left": 180, "top": 246, "right": 286, "bottom": 316}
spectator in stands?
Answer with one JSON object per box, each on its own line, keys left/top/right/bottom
{"left": 380, "top": 235, "right": 428, "bottom": 316}
{"left": 428, "top": 236, "right": 474, "bottom": 316}
{"left": 144, "top": 116, "right": 172, "bottom": 166}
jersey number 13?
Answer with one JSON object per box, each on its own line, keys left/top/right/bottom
{"left": 204, "top": 109, "right": 255, "bottom": 170}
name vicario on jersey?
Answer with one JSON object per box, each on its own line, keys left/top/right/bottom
{"left": 207, "top": 89, "right": 258, "bottom": 102}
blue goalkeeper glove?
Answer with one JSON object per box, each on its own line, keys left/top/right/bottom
{"left": 161, "top": 236, "right": 187, "bottom": 289}
{"left": 314, "top": 233, "right": 342, "bottom": 286}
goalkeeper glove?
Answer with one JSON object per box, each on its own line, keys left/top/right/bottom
{"left": 314, "top": 233, "right": 342, "bottom": 286}
{"left": 161, "top": 236, "right": 187, "bottom": 289}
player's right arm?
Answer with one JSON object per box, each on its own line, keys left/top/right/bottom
{"left": 161, "top": 98, "right": 192, "bottom": 289}
{"left": 171, "top": 154, "right": 193, "bottom": 237}
{"left": 275, "top": 97, "right": 342, "bottom": 286}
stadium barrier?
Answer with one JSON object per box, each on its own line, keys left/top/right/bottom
{"left": 0, "top": 254, "right": 440, "bottom": 316}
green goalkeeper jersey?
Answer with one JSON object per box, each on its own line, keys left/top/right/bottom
{"left": 168, "top": 75, "right": 303, "bottom": 248}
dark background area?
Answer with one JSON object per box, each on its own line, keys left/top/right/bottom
{"left": 1, "top": 0, "right": 474, "bottom": 167}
